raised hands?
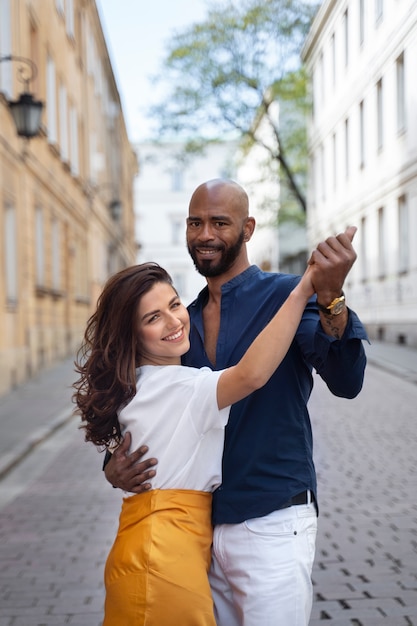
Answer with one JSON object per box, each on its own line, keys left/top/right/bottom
{"left": 308, "top": 226, "right": 357, "bottom": 302}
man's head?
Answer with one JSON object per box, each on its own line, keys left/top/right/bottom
{"left": 186, "top": 179, "right": 255, "bottom": 279}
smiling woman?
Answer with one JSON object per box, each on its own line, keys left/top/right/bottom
{"left": 73, "top": 258, "right": 316, "bottom": 625}
{"left": 138, "top": 282, "right": 191, "bottom": 365}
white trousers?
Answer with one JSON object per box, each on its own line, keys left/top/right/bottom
{"left": 209, "top": 501, "right": 318, "bottom": 626}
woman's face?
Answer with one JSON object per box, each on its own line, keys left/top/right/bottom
{"left": 137, "top": 282, "right": 190, "bottom": 366}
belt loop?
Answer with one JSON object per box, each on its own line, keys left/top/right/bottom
{"left": 306, "top": 490, "right": 311, "bottom": 505}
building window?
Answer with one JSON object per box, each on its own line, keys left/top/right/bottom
{"left": 70, "top": 105, "right": 79, "bottom": 176}
{"left": 398, "top": 195, "right": 409, "bottom": 274}
{"left": 377, "top": 207, "right": 386, "bottom": 278}
{"left": 51, "top": 218, "right": 61, "bottom": 291}
{"left": 376, "top": 78, "right": 383, "bottom": 151}
{"left": 344, "top": 117, "right": 349, "bottom": 179}
{"left": 47, "top": 55, "right": 57, "bottom": 144}
{"left": 319, "top": 143, "right": 325, "bottom": 201}
{"left": 172, "top": 272, "right": 185, "bottom": 299}
{"left": 359, "top": 100, "right": 365, "bottom": 169}
{"left": 4, "top": 203, "right": 18, "bottom": 304}
{"left": 66, "top": 0, "right": 74, "bottom": 38}
{"left": 331, "top": 33, "right": 336, "bottom": 87}
{"left": 59, "top": 83, "right": 69, "bottom": 161}
{"left": 30, "top": 23, "right": 40, "bottom": 96}
{"left": 171, "top": 169, "right": 184, "bottom": 192}
{"left": 171, "top": 217, "right": 184, "bottom": 245}
{"left": 35, "top": 206, "right": 45, "bottom": 287}
{"left": 343, "top": 9, "right": 349, "bottom": 67}
{"left": 0, "top": 0, "right": 12, "bottom": 96}
{"left": 318, "top": 51, "right": 324, "bottom": 107}
{"left": 332, "top": 132, "right": 337, "bottom": 190}
{"left": 375, "top": 0, "right": 383, "bottom": 24}
{"left": 360, "top": 216, "right": 368, "bottom": 282}
{"left": 311, "top": 68, "right": 316, "bottom": 121}
{"left": 75, "top": 238, "right": 89, "bottom": 300}
{"left": 396, "top": 52, "right": 406, "bottom": 134}
{"left": 359, "top": 0, "right": 365, "bottom": 46}
{"left": 310, "top": 153, "right": 316, "bottom": 206}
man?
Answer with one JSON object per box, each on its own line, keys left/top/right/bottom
{"left": 105, "top": 179, "right": 367, "bottom": 625}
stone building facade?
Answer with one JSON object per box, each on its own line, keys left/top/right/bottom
{"left": 302, "top": 0, "right": 417, "bottom": 347}
{"left": 0, "top": 0, "right": 137, "bottom": 395}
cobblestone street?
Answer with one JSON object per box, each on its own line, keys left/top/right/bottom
{"left": 309, "top": 366, "right": 417, "bottom": 625}
{"left": 0, "top": 358, "right": 416, "bottom": 625}
{"left": 0, "top": 422, "right": 121, "bottom": 626}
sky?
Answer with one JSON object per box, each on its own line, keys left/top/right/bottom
{"left": 97, "top": 0, "right": 210, "bottom": 142}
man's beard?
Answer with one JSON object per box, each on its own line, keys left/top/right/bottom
{"left": 187, "top": 230, "right": 245, "bottom": 278}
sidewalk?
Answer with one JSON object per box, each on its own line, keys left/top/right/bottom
{"left": 0, "top": 357, "right": 75, "bottom": 478}
{"left": 0, "top": 340, "right": 416, "bottom": 480}
{"left": 365, "top": 339, "right": 417, "bottom": 385}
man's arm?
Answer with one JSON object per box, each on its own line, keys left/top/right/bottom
{"left": 298, "top": 225, "right": 367, "bottom": 398}
{"left": 309, "top": 226, "right": 357, "bottom": 340}
{"left": 104, "top": 431, "right": 158, "bottom": 493}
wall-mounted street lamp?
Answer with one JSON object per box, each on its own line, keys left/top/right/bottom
{"left": 0, "top": 55, "right": 43, "bottom": 139}
{"left": 109, "top": 198, "right": 122, "bottom": 221}
{"left": 92, "top": 181, "right": 123, "bottom": 221}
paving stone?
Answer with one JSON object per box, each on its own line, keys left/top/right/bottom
{"left": 309, "top": 367, "right": 417, "bottom": 625}
{"left": 1, "top": 358, "right": 417, "bottom": 624}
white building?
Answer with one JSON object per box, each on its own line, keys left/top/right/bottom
{"left": 302, "top": 0, "right": 417, "bottom": 347}
{"left": 134, "top": 140, "right": 280, "bottom": 305}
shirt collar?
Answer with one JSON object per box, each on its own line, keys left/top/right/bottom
{"left": 220, "top": 265, "right": 260, "bottom": 294}
{"left": 190, "top": 265, "right": 260, "bottom": 309}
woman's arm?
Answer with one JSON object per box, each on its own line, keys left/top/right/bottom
{"left": 217, "top": 226, "right": 357, "bottom": 410}
{"left": 217, "top": 273, "right": 313, "bottom": 410}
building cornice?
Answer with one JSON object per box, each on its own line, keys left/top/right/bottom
{"left": 301, "top": 0, "right": 337, "bottom": 61}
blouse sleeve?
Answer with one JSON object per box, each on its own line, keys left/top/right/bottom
{"left": 188, "top": 367, "right": 230, "bottom": 435}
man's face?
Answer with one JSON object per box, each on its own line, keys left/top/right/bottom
{"left": 187, "top": 229, "right": 245, "bottom": 277}
{"left": 186, "top": 209, "right": 246, "bottom": 278}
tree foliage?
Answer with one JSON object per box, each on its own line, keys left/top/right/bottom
{"left": 148, "top": 0, "right": 320, "bottom": 220}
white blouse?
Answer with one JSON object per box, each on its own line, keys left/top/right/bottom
{"left": 118, "top": 365, "right": 230, "bottom": 493}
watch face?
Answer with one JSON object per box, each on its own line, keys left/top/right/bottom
{"left": 331, "top": 301, "right": 345, "bottom": 315}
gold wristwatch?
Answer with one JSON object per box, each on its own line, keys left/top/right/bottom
{"left": 316, "top": 292, "right": 346, "bottom": 316}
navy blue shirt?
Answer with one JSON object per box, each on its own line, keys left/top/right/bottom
{"left": 182, "top": 266, "right": 368, "bottom": 525}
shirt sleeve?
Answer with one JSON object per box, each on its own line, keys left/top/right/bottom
{"left": 297, "top": 297, "right": 369, "bottom": 398}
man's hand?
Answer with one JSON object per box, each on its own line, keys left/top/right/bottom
{"left": 308, "top": 226, "right": 357, "bottom": 302}
{"left": 104, "top": 431, "right": 157, "bottom": 493}
{"left": 308, "top": 226, "right": 357, "bottom": 340}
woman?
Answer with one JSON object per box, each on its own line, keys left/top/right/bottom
{"left": 73, "top": 261, "right": 316, "bottom": 625}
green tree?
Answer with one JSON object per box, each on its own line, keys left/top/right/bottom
{"left": 148, "top": 0, "right": 320, "bottom": 221}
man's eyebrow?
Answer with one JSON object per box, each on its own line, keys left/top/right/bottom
{"left": 187, "top": 214, "right": 230, "bottom": 221}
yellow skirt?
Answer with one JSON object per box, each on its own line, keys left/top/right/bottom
{"left": 103, "top": 489, "right": 216, "bottom": 626}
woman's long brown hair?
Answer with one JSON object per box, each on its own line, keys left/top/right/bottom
{"left": 73, "top": 262, "right": 174, "bottom": 449}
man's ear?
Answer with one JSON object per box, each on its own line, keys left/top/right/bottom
{"left": 244, "top": 216, "right": 256, "bottom": 242}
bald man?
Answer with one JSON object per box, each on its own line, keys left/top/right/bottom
{"left": 105, "top": 179, "right": 368, "bottom": 626}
